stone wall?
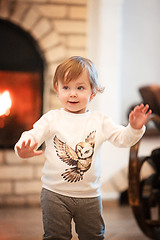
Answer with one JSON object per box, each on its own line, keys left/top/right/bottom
{"left": 0, "top": 0, "right": 88, "bottom": 206}
{"left": 0, "top": 150, "right": 44, "bottom": 206}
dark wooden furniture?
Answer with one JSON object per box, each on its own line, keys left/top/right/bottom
{"left": 139, "top": 85, "right": 160, "bottom": 116}
{"left": 128, "top": 114, "right": 160, "bottom": 239}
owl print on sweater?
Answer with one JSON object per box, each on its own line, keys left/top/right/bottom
{"left": 54, "top": 131, "right": 96, "bottom": 183}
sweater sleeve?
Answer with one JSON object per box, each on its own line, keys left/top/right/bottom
{"left": 14, "top": 111, "right": 53, "bottom": 157}
{"left": 102, "top": 116, "right": 146, "bottom": 147}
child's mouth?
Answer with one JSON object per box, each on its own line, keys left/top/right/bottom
{"left": 68, "top": 101, "right": 79, "bottom": 104}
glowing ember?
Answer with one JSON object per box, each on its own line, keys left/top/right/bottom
{"left": 0, "top": 91, "right": 12, "bottom": 116}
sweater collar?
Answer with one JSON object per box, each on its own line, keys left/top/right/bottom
{"left": 60, "top": 108, "right": 91, "bottom": 117}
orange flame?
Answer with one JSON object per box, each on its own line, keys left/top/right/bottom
{"left": 0, "top": 91, "right": 12, "bottom": 116}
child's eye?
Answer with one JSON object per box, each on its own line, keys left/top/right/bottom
{"left": 63, "top": 86, "right": 69, "bottom": 90}
{"left": 77, "top": 86, "right": 84, "bottom": 90}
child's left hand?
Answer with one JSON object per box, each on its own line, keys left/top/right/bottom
{"left": 129, "top": 104, "right": 152, "bottom": 129}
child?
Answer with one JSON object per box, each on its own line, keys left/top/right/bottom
{"left": 15, "top": 56, "right": 151, "bottom": 240}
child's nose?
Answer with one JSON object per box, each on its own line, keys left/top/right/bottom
{"left": 70, "top": 90, "right": 77, "bottom": 97}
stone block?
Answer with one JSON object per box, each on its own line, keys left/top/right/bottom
{"left": 32, "top": 18, "right": 51, "bottom": 39}
{"left": 40, "top": 31, "right": 60, "bottom": 50}
{"left": 67, "top": 35, "right": 86, "bottom": 47}
{"left": 45, "top": 45, "right": 67, "bottom": 62}
{"left": 10, "top": 3, "right": 28, "bottom": 24}
{"left": 0, "top": 182, "right": 12, "bottom": 195}
{"left": 15, "top": 180, "right": 42, "bottom": 195}
{"left": 53, "top": 20, "right": 86, "bottom": 34}
{"left": 0, "top": 1, "right": 10, "bottom": 18}
{"left": 4, "top": 196, "right": 26, "bottom": 206}
{"left": 5, "top": 150, "right": 23, "bottom": 165}
{"left": 67, "top": 48, "right": 86, "bottom": 57}
{"left": 22, "top": 7, "right": 40, "bottom": 31}
{"left": 37, "top": 5, "right": 67, "bottom": 18}
{"left": 69, "top": 6, "right": 87, "bottom": 19}
{"left": 0, "top": 166, "right": 34, "bottom": 180}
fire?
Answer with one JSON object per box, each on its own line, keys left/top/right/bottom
{"left": 0, "top": 90, "right": 12, "bottom": 116}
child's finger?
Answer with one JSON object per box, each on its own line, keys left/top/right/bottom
{"left": 26, "top": 139, "right": 31, "bottom": 148}
{"left": 139, "top": 104, "right": 144, "bottom": 110}
{"left": 21, "top": 141, "right": 26, "bottom": 148}
{"left": 30, "top": 142, "right": 38, "bottom": 151}
{"left": 129, "top": 111, "right": 135, "bottom": 121}
{"left": 146, "top": 109, "right": 152, "bottom": 118}
{"left": 143, "top": 104, "right": 149, "bottom": 113}
{"left": 132, "top": 106, "right": 138, "bottom": 113}
{"left": 16, "top": 146, "right": 21, "bottom": 152}
{"left": 34, "top": 150, "right": 43, "bottom": 156}
{"left": 133, "top": 104, "right": 144, "bottom": 113}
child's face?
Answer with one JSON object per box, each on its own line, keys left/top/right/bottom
{"left": 56, "top": 70, "right": 95, "bottom": 114}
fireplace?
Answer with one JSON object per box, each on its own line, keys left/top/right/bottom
{"left": 0, "top": 19, "right": 44, "bottom": 149}
{"left": 0, "top": 0, "right": 88, "bottom": 207}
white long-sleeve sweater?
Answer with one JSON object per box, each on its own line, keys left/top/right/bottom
{"left": 15, "top": 109, "right": 145, "bottom": 198}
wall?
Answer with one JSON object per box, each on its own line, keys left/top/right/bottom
{"left": 87, "top": 0, "right": 160, "bottom": 200}
{"left": 121, "top": 0, "right": 160, "bottom": 123}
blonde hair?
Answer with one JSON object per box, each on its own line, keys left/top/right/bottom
{"left": 53, "top": 56, "right": 104, "bottom": 93}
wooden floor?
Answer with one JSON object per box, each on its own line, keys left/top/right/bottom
{"left": 0, "top": 204, "right": 150, "bottom": 240}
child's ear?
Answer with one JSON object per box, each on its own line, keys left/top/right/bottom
{"left": 90, "top": 92, "right": 96, "bottom": 101}
{"left": 53, "top": 83, "right": 58, "bottom": 94}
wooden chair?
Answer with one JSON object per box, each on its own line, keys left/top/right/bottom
{"left": 128, "top": 84, "right": 160, "bottom": 239}
{"left": 128, "top": 114, "right": 160, "bottom": 239}
{"left": 139, "top": 85, "right": 160, "bottom": 116}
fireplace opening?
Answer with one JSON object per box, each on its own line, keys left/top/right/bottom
{"left": 0, "top": 19, "right": 45, "bottom": 149}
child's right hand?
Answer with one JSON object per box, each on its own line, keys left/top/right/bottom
{"left": 16, "top": 139, "right": 43, "bottom": 158}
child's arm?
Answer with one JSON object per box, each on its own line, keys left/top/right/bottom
{"left": 15, "top": 111, "right": 54, "bottom": 158}
{"left": 16, "top": 139, "right": 43, "bottom": 159}
{"left": 129, "top": 104, "right": 152, "bottom": 129}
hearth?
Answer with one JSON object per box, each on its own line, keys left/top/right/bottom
{"left": 0, "top": 19, "right": 44, "bottom": 149}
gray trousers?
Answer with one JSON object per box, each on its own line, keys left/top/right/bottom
{"left": 41, "top": 188, "right": 105, "bottom": 240}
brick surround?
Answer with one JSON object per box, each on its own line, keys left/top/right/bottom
{"left": 0, "top": 0, "right": 88, "bottom": 206}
